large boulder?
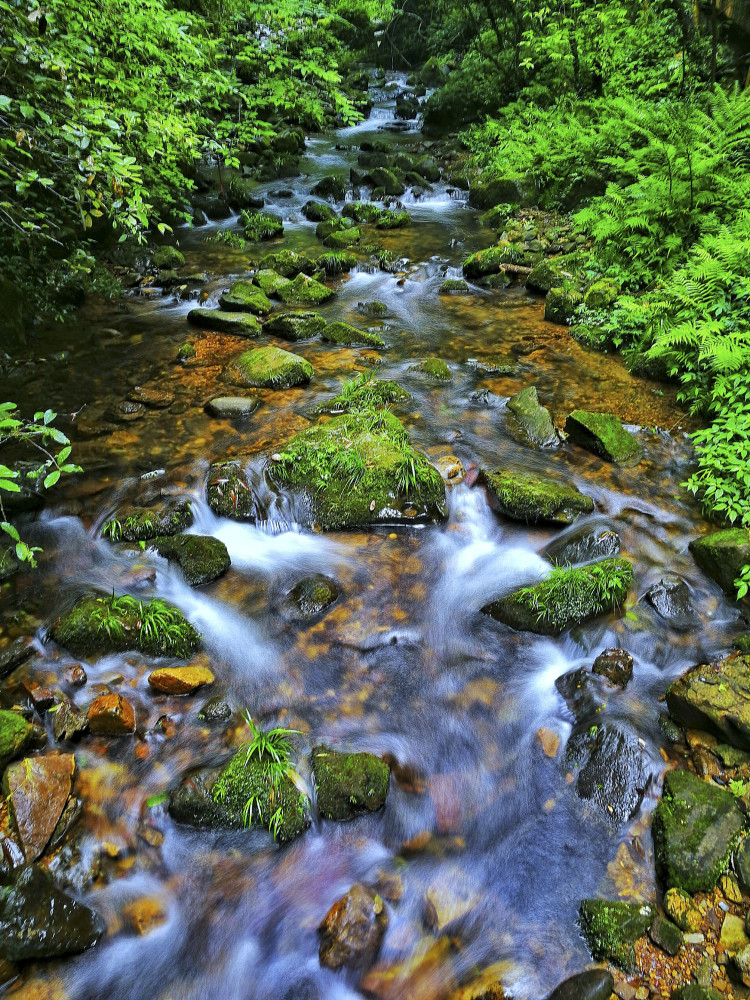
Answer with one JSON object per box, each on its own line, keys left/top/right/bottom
{"left": 564, "top": 722, "right": 646, "bottom": 824}
{"left": 689, "top": 528, "right": 750, "bottom": 596}
{"left": 481, "top": 469, "right": 593, "bottom": 525}
{"left": 578, "top": 899, "right": 655, "bottom": 972}
{"left": 206, "top": 460, "right": 256, "bottom": 521}
{"left": 187, "top": 308, "right": 262, "bottom": 336}
{"left": 543, "top": 520, "right": 621, "bottom": 566}
{"left": 102, "top": 499, "right": 193, "bottom": 542}
{"left": 318, "top": 884, "right": 387, "bottom": 971}
{"left": 506, "top": 386, "right": 559, "bottom": 448}
{"left": 666, "top": 653, "right": 750, "bottom": 749}
{"left": 258, "top": 251, "right": 316, "bottom": 278}
{"left": 652, "top": 769, "right": 744, "bottom": 892}
{"left": 265, "top": 312, "right": 327, "bottom": 342}
{"left": 219, "top": 282, "right": 273, "bottom": 316}
{"left": 468, "top": 177, "right": 531, "bottom": 210}
{"left": 277, "top": 273, "right": 335, "bottom": 306}
{"left": 312, "top": 746, "right": 390, "bottom": 821}
{"left": 322, "top": 321, "right": 385, "bottom": 348}
{"left": 545, "top": 286, "right": 583, "bottom": 325}
{"left": 4, "top": 753, "right": 75, "bottom": 861}
{"left": 147, "top": 534, "right": 230, "bottom": 586}
{"left": 644, "top": 574, "right": 695, "bottom": 633}
{"left": 565, "top": 410, "right": 641, "bottom": 463}
{"left": 224, "top": 346, "right": 313, "bottom": 389}
{"left": 0, "top": 711, "right": 33, "bottom": 771}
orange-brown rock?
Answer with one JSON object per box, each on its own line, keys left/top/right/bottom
{"left": 445, "top": 962, "right": 510, "bottom": 1000}
{"left": 4, "top": 752, "right": 75, "bottom": 861}
{"left": 148, "top": 664, "right": 214, "bottom": 695}
{"left": 361, "top": 937, "right": 457, "bottom": 1000}
{"left": 87, "top": 694, "right": 136, "bottom": 735}
{"left": 123, "top": 896, "right": 168, "bottom": 936}
{"left": 319, "top": 884, "right": 387, "bottom": 971}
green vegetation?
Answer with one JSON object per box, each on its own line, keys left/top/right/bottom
{"left": 323, "top": 371, "right": 411, "bottom": 412}
{"left": 516, "top": 560, "right": 633, "bottom": 631}
{"left": 241, "top": 211, "right": 284, "bottom": 242}
{"left": 102, "top": 501, "right": 193, "bottom": 542}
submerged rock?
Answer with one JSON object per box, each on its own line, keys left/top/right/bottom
{"left": 689, "top": 528, "right": 750, "bottom": 597}
{"left": 198, "top": 697, "right": 231, "bottom": 723}
{"left": 102, "top": 499, "right": 193, "bottom": 542}
{"left": 205, "top": 396, "right": 260, "bottom": 419}
{"left": 219, "top": 282, "right": 273, "bottom": 316}
{"left": 278, "top": 575, "right": 339, "bottom": 622}
{"left": 0, "top": 865, "right": 105, "bottom": 961}
{"left": 410, "top": 357, "right": 452, "bottom": 380}
{"left": 544, "top": 520, "right": 621, "bottom": 566}
{"left": 4, "top": 752, "right": 75, "bottom": 861}
{"left": 148, "top": 534, "right": 230, "bottom": 586}
{"left": 0, "top": 710, "right": 33, "bottom": 771}
{"left": 481, "top": 469, "right": 593, "bottom": 525}
{"left": 578, "top": 898, "right": 655, "bottom": 972}
{"left": 506, "top": 386, "right": 558, "bottom": 448}
{"left": 665, "top": 653, "right": 750, "bottom": 749}
{"left": 224, "top": 345, "right": 313, "bottom": 388}
{"left": 207, "top": 460, "right": 256, "bottom": 521}
{"left": 644, "top": 574, "right": 695, "bottom": 632}
{"left": 265, "top": 312, "right": 327, "bottom": 342}
{"left": 565, "top": 410, "right": 641, "bottom": 463}
{"left": 318, "top": 884, "right": 387, "bottom": 971}
{"left": 548, "top": 970, "right": 614, "bottom": 1000}
{"left": 187, "top": 308, "right": 262, "bottom": 336}
{"left": 565, "top": 721, "right": 646, "bottom": 824}
{"left": 149, "top": 664, "right": 215, "bottom": 694}
{"left": 322, "top": 321, "right": 385, "bottom": 348}
{"left": 592, "top": 648, "right": 633, "bottom": 688}
{"left": 652, "top": 769, "right": 744, "bottom": 893}
{"left": 312, "top": 746, "right": 390, "bottom": 821}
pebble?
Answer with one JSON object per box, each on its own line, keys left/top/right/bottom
{"left": 684, "top": 933, "right": 706, "bottom": 944}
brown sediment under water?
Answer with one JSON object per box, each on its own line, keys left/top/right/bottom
{"left": 0, "top": 75, "right": 737, "bottom": 1000}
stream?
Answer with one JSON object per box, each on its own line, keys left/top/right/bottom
{"left": 2, "top": 73, "right": 745, "bottom": 1000}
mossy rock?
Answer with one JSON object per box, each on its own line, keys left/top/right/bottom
{"left": 323, "top": 228, "right": 361, "bottom": 250}
{"left": 187, "top": 309, "right": 262, "bottom": 337}
{"left": 410, "top": 357, "right": 452, "bottom": 380}
{"left": 322, "top": 378, "right": 410, "bottom": 413}
{"left": 52, "top": 594, "right": 201, "bottom": 658}
{"left": 153, "top": 246, "right": 185, "bottom": 269}
{"left": 270, "top": 410, "right": 446, "bottom": 531}
{"left": 102, "top": 499, "right": 193, "bottom": 542}
{"left": 468, "top": 177, "right": 530, "bottom": 210}
{"left": 439, "top": 279, "right": 469, "bottom": 295}
{"left": 376, "top": 210, "right": 410, "bottom": 230}
{"left": 481, "top": 470, "right": 593, "bottom": 525}
{"left": 148, "top": 534, "right": 230, "bottom": 586}
{"left": 0, "top": 711, "right": 33, "bottom": 772}
{"left": 584, "top": 278, "right": 620, "bottom": 310}
{"left": 252, "top": 269, "right": 291, "bottom": 297}
{"left": 565, "top": 410, "right": 641, "bottom": 464}
{"left": 316, "top": 218, "right": 355, "bottom": 241}
{"left": 367, "top": 168, "right": 405, "bottom": 196}
{"left": 277, "top": 273, "right": 335, "bottom": 306}
{"left": 506, "top": 386, "right": 559, "bottom": 449}
{"left": 312, "top": 746, "right": 390, "bottom": 821}
{"left": 526, "top": 259, "right": 570, "bottom": 294}
{"left": 224, "top": 345, "right": 313, "bottom": 389}
{"left": 219, "top": 282, "right": 273, "bottom": 316}
{"left": 258, "top": 251, "right": 315, "bottom": 279}
{"left": 356, "top": 301, "right": 388, "bottom": 318}
{"left": 265, "top": 312, "right": 327, "bottom": 342}
{"left": 463, "top": 246, "right": 510, "bottom": 279}
{"left": 665, "top": 654, "right": 750, "bottom": 750}
{"left": 578, "top": 899, "right": 655, "bottom": 972}
{"left": 207, "top": 461, "right": 256, "bottom": 520}
{"left": 302, "top": 201, "right": 338, "bottom": 222}
{"left": 317, "top": 251, "right": 358, "bottom": 276}
{"left": 176, "top": 343, "right": 196, "bottom": 362}
{"left": 322, "top": 322, "right": 384, "bottom": 348}
{"left": 278, "top": 575, "right": 339, "bottom": 621}
{"left": 419, "top": 56, "right": 449, "bottom": 87}
{"left": 545, "top": 286, "right": 583, "bottom": 325}
{"left": 242, "top": 210, "right": 283, "bottom": 241}
{"left": 652, "top": 769, "right": 745, "bottom": 893}
{"left": 342, "top": 202, "right": 382, "bottom": 224}
{"left": 689, "top": 528, "right": 750, "bottom": 597}
{"left": 311, "top": 176, "right": 347, "bottom": 200}
{"left": 482, "top": 558, "right": 633, "bottom": 636}
{"left": 479, "top": 271, "right": 512, "bottom": 289}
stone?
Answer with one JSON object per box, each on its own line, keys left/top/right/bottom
{"left": 242, "top": 210, "right": 283, "bottom": 241}
{"left": 106, "top": 399, "right": 145, "bottom": 423}
{"left": 312, "top": 746, "right": 390, "bottom": 821}
{"left": 652, "top": 769, "right": 744, "bottom": 892}
{"left": 204, "top": 396, "right": 260, "bottom": 418}
{"left": 207, "top": 460, "right": 256, "bottom": 521}
{"left": 122, "top": 897, "right": 167, "bottom": 936}
{"left": 4, "top": 753, "right": 74, "bottom": 861}
{"left": 463, "top": 245, "right": 511, "bottom": 279}
{"left": 87, "top": 694, "right": 136, "bottom": 736}
{"left": 544, "top": 521, "right": 621, "bottom": 566}
{"left": 187, "top": 308, "right": 262, "bottom": 336}
{"left": 732, "top": 944, "right": 750, "bottom": 987}
{"left": 735, "top": 836, "right": 750, "bottom": 894}
{"left": 198, "top": 697, "right": 231, "bottom": 723}
{"left": 592, "top": 648, "right": 634, "bottom": 688}
{"left": 361, "top": 938, "right": 456, "bottom": 1000}
{"left": 278, "top": 575, "right": 339, "bottom": 622}
{"left": 0, "top": 710, "right": 33, "bottom": 771}
{"left": 219, "top": 281, "right": 274, "bottom": 316}
{"left": 578, "top": 898, "right": 655, "bottom": 972}
{"left": 671, "top": 988, "right": 722, "bottom": 1000}
{"left": 265, "top": 312, "right": 327, "bottom": 342}
{"left": 322, "top": 321, "right": 385, "bottom": 348}
{"left": 644, "top": 575, "right": 695, "bottom": 632}
{"left": 259, "top": 250, "right": 316, "bottom": 279}
{"left": 719, "top": 913, "right": 748, "bottom": 952}
{"left": 319, "top": 884, "right": 387, "bottom": 971}
{"left": 481, "top": 469, "right": 593, "bottom": 525}
{"left": 176, "top": 342, "right": 196, "bottom": 362}
{"left": 0, "top": 864, "right": 105, "bottom": 960}
{"left": 526, "top": 259, "right": 573, "bottom": 294}
{"left": 52, "top": 700, "right": 89, "bottom": 742}
{"left": 545, "top": 286, "right": 583, "bottom": 325}
{"left": 128, "top": 385, "right": 174, "bottom": 409}
{"left": 101, "top": 499, "right": 193, "bottom": 542}
{"left": 565, "top": 721, "right": 646, "bottom": 824}
{"left": 665, "top": 653, "right": 750, "bottom": 750}
{"left": 410, "top": 357, "right": 452, "bottom": 380}
{"left": 690, "top": 528, "right": 750, "bottom": 597}
{"left": 153, "top": 246, "right": 184, "bottom": 269}
{"left": 565, "top": 410, "right": 641, "bottom": 464}
{"left": 224, "top": 345, "right": 313, "bottom": 388}
{"left": 649, "top": 915, "right": 683, "bottom": 955}
{"left": 302, "top": 200, "right": 337, "bottom": 222}
{"left": 148, "top": 664, "right": 215, "bottom": 695}
{"left": 0, "top": 638, "right": 33, "bottom": 678}
{"left": 537, "top": 727, "right": 560, "bottom": 758}
{"left": 356, "top": 301, "right": 388, "bottom": 317}
{"left": 439, "top": 279, "right": 469, "bottom": 294}
{"left": 548, "top": 970, "right": 614, "bottom": 1000}
{"left": 148, "top": 534, "right": 230, "bottom": 586}
{"left": 585, "top": 278, "right": 620, "bottom": 309}
{"left": 506, "top": 386, "right": 559, "bottom": 448}
{"left": 311, "top": 176, "right": 347, "bottom": 200}
{"left": 277, "top": 272, "right": 334, "bottom": 306}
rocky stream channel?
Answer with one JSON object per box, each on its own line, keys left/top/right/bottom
{"left": 4, "top": 72, "right": 750, "bottom": 1000}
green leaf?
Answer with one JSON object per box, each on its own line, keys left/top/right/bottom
{"left": 146, "top": 792, "right": 169, "bottom": 808}
{"left": 44, "top": 470, "right": 61, "bottom": 488}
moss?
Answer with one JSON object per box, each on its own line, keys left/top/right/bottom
{"left": 241, "top": 210, "right": 283, "bottom": 241}
{"left": 526, "top": 259, "right": 570, "bottom": 294}
{"left": 376, "top": 210, "right": 410, "bottom": 230}
{"left": 312, "top": 746, "right": 390, "bottom": 821}
{"left": 545, "top": 285, "right": 583, "bottom": 325}
{"left": 224, "top": 345, "right": 313, "bottom": 389}
{"left": 479, "top": 204, "right": 514, "bottom": 229}
{"left": 270, "top": 409, "right": 446, "bottom": 531}
{"left": 439, "top": 279, "right": 469, "bottom": 294}
{"left": 316, "top": 251, "right": 358, "bottom": 275}
{"left": 322, "top": 321, "right": 384, "bottom": 348}
{"left": 565, "top": 410, "right": 641, "bottom": 463}
{"left": 463, "top": 245, "right": 512, "bottom": 279}
{"left": 506, "top": 386, "right": 558, "bottom": 448}
{"left": 102, "top": 500, "right": 193, "bottom": 542}
{"left": 311, "top": 175, "right": 347, "bottom": 200}
{"left": 277, "top": 273, "right": 335, "bottom": 306}
{"left": 578, "top": 899, "right": 655, "bottom": 972}
{"left": 302, "top": 201, "right": 338, "bottom": 222}
{"left": 689, "top": 528, "right": 750, "bottom": 597}
{"left": 323, "top": 227, "right": 361, "bottom": 249}
{"left": 356, "top": 301, "right": 388, "bottom": 317}
{"left": 187, "top": 308, "right": 262, "bottom": 337}
{"left": 411, "top": 357, "right": 452, "bottom": 380}
{"left": 148, "top": 534, "right": 230, "bottom": 586}
{"left": 252, "top": 269, "right": 291, "bottom": 297}
{"left": 279, "top": 575, "right": 339, "bottom": 621}
{"left": 322, "top": 374, "right": 410, "bottom": 413}
{"left": 265, "top": 312, "right": 327, "bottom": 342}
{"left": 153, "top": 246, "right": 184, "bottom": 269}
{"left": 207, "top": 461, "right": 256, "bottom": 520}
{"left": 368, "top": 168, "right": 405, "bottom": 195}
{"left": 53, "top": 594, "right": 201, "bottom": 658}
{"left": 481, "top": 470, "right": 593, "bottom": 525}
{"left": 258, "top": 251, "right": 315, "bottom": 279}
{"left": 176, "top": 343, "right": 196, "bottom": 362}
{"left": 0, "top": 710, "right": 33, "bottom": 771}
{"left": 584, "top": 278, "right": 620, "bottom": 309}
{"left": 219, "top": 282, "right": 273, "bottom": 316}
{"left": 342, "top": 202, "right": 382, "bottom": 224}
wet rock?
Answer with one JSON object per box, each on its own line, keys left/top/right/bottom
{"left": 410, "top": 357, "right": 452, "bottom": 380}
{"left": 506, "top": 386, "right": 559, "bottom": 448}
{"left": 176, "top": 342, "right": 196, "bottom": 363}
{"left": 526, "top": 259, "right": 573, "bottom": 294}
{"left": 101, "top": 498, "right": 193, "bottom": 542}
{"left": 319, "top": 884, "right": 386, "bottom": 971}
{"left": 278, "top": 575, "right": 339, "bottom": 622}
{"left": 736, "top": 837, "right": 750, "bottom": 894}
{"left": 423, "top": 869, "right": 479, "bottom": 933}
{"left": 544, "top": 521, "right": 621, "bottom": 566}
{"left": 106, "top": 399, "right": 145, "bottom": 423}
{"left": 259, "top": 250, "right": 316, "bottom": 279}
{"left": 671, "top": 987, "right": 723, "bottom": 1000}
{"left": 148, "top": 664, "right": 215, "bottom": 695}
{"left": 644, "top": 575, "right": 695, "bottom": 632}
{"left": 52, "top": 700, "right": 89, "bottom": 742}
{"left": 544, "top": 286, "right": 583, "bottom": 325}
{"left": 322, "top": 321, "right": 385, "bottom": 348}
{"left": 481, "top": 469, "right": 594, "bottom": 525}
{"left": 148, "top": 534, "right": 230, "bottom": 586}
{"left": 652, "top": 769, "right": 744, "bottom": 892}
{"left": 187, "top": 307, "right": 262, "bottom": 336}
{"left": 578, "top": 898, "right": 655, "bottom": 972}
{"left": 219, "top": 282, "right": 273, "bottom": 316}
{"left": 128, "top": 385, "right": 174, "bottom": 409}
{"left": 482, "top": 558, "right": 633, "bottom": 636}
{"left": 207, "top": 460, "right": 256, "bottom": 521}
{"left": 565, "top": 721, "right": 646, "bottom": 824}
{"left": 659, "top": 713, "right": 682, "bottom": 743}
{"left": 302, "top": 201, "right": 337, "bottom": 222}
{"left": 367, "top": 167, "right": 405, "bottom": 196}
{"left": 361, "top": 937, "right": 456, "bottom": 1000}
{"left": 87, "top": 694, "right": 136, "bottom": 736}
{"left": 323, "top": 227, "right": 361, "bottom": 250}
{"left": 720, "top": 912, "right": 748, "bottom": 951}
{"left": 664, "top": 887, "right": 702, "bottom": 932}
{"left": 463, "top": 246, "right": 510, "bottom": 279}
{"left": 22, "top": 680, "right": 56, "bottom": 712}
{"left": 649, "top": 915, "right": 683, "bottom": 955}
{"left": 4, "top": 752, "right": 75, "bottom": 861}
{"left": 0, "top": 710, "right": 33, "bottom": 770}
{"left": 224, "top": 345, "right": 314, "bottom": 389}
{"left": 592, "top": 648, "right": 633, "bottom": 688}
{"left": 198, "top": 697, "right": 231, "bottom": 723}
{"left": 205, "top": 396, "right": 260, "bottom": 419}
{"left": 265, "top": 312, "right": 327, "bottom": 342}
{"left": 252, "top": 269, "right": 291, "bottom": 297}
{"left": 0, "top": 864, "right": 105, "bottom": 960}
{"left": 356, "top": 301, "right": 388, "bottom": 317}
{"left": 312, "top": 746, "right": 390, "bottom": 821}
{"left": 439, "top": 279, "right": 469, "bottom": 294}
{"left": 311, "top": 176, "right": 347, "bottom": 200}
{"left": 242, "top": 210, "right": 283, "bottom": 241}
{"left": 548, "top": 970, "right": 614, "bottom": 1000}
{"left": 466, "top": 356, "right": 517, "bottom": 376}
{"left": 666, "top": 653, "right": 750, "bottom": 750}
{"left": 689, "top": 528, "right": 750, "bottom": 597}
{"left": 565, "top": 410, "right": 641, "bottom": 464}
{"left": 153, "top": 246, "right": 184, "bottom": 269}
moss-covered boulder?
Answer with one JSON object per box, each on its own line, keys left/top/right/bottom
{"left": 526, "top": 259, "right": 571, "bottom": 294}
{"left": 311, "top": 176, "right": 347, "bottom": 200}
{"left": 148, "top": 534, "right": 230, "bottom": 586}
{"left": 302, "top": 200, "right": 338, "bottom": 222}
{"left": 265, "top": 312, "right": 327, "bottom": 342}
{"left": 312, "top": 746, "right": 390, "bottom": 821}
{"left": 356, "top": 301, "right": 388, "bottom": 318}
{"left": 153, "top": 246, "right": 184, "bottom": 269}
{"left": 565, "top": 410, "right": 641, "bottom": 463}
{"left": 578, "top": 899, "right": 655, "bottom": 972}
{"left": 545, "top": 286, "right": 583, "bottom": 325}
{"left": 462, "top": 246, "right": 509, "bottom": 279}
{"left": 665, "top": 654, "right": 750, "bottom": 749}
{"left": 689, "top": 528, "right": 750, "bottom": 596}
{"left": 219, "top": 282, "right": 273, "bottom": 316}
{"left": 439, "top": 279, "right": 470, "bottom": 295}
{"left": 367, "top": 168, "right": 405, "bottom": 196}
{"left": 506, "top": 386, "right": 559, "bottom": 448}
{"left": 187, "top": 308, "right": 262, "bottom": 337}
{"left": 252, "top": 269, "right": 291, "bottom": 297}
{"left": 241, "top": 210, "right": 283, "bottom": 241}
{"left": 584, "top": 278, "right": 620, "bottom": 309}
{"left": 652, "top": 769, "right": 744, "bottom": 893}
{"left": 482, "top": 558, "right": 633, "bottom": 636}
{"left": 52, "top": 594, "right": 201, "bottom": 658}
{"left": 277, "top": 273, "right": 335, "bottom": 306}
{"left": 322, "top": 376, "right": 410, "bottom": 414}
{"left": 102, "top": 499, "right": 193, "bottom": 542}
{"left": 410, "top": 357, "right": 452, "bottom": 380}
{"left": 316, "top": 251, "right": 358, "bottom": 275}
{"left": 224, "top": 345, "right": 313, "bottom": 389}
{"left": 206, "top": 460, "right": 256, "bottom": 520}
{"left": 277, "top": 575, "right": 339, "bottom": 622}
{"left": 322, "top": 322, "right": 384, "bottom": 348}
{"left": 376, "top": 210, "right": 410, "bottom": 230}
{"left": 258, "top": 251, "right": 315, "bottom": 278}
{"left": 342, "top": 201, "right": 382, "bottom": 223}
{"left": 468, "top": 176, "right": 532, "bottom": 210}
{"left": 0, "top": 711, "right": 33, "bottom": 772}
{"left": 270, "top": 410, "right": 446, "bottom": 530}
{"left": 323, "top": 227, "right": 361, "bottom": 250}
{"left": 481, "top": 470, "right": 593, "bottom": 525}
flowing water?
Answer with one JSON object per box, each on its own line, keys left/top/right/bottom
{"left": 2, "top": 75, "right": 745, "bottom": 1000}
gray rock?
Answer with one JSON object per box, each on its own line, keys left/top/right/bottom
{"left": 566, "top": 721, "right": 647, "bottom": 825}
{"left": 649, "top": 914, "right": 683, "bottom": 955}
{"left": 506, "top": 386, "right": 559, "bottom": 449}
{"left": 205, "top": 396, "right": 260, "bottom": 418}
{"left": 592, "top": 648, "right": 633, "bottom": 688}
{"left": 548, "top": 970, "right": 614, "bottom": 1000}
{"left": 544, "top": 520, "right": 621, "bottom": 567}
{"left": 278, "top": 575, "right": 339, "bottom": 622}
{"left": 644, "top": 575, "right": 695, "bottom": 633}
